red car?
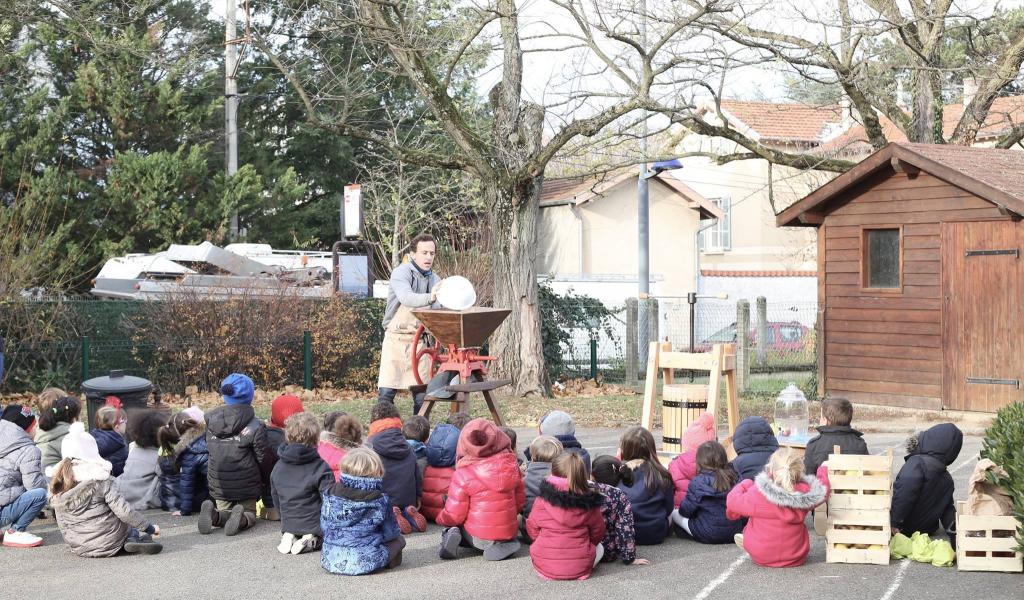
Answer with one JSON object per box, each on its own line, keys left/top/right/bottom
{"left": 695, "top": 321, "right": 810, "bottom": 352}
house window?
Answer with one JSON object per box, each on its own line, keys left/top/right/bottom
{"left": 700, "top": 197, "right": 731, "bottom": 251}
{"left": 862, "top": 228, "right": 902, "bottom": 289}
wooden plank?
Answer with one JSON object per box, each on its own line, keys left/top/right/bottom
{"left": 826, "top": 308, "right": 940, "bottom": 323}
{"left": 828, "top": 297, "right": 942, "bottom": 310}
{"left": 904, "top": 248, "right": 940, "bottom": 262}
{"left": 869, "top": 172, "right": 953, "bottom": 190}
{"left": 831, "top": 196, "right": 992, "bottom": 215}
{"left": 826, "top": 319, "right": 941, "bottom": 335}
{"left": 444, "top": 379, "right": 512, "bottom": 393}
{"left": 827, "top": 284, "right": 940, "bottom": 299}
{"left": 826, "top": 261, "right": 861, "bottom": 274}
{"left": 817, "top": 226, "right": 826, "bottom": 401}
{"left": 826, "top": 248, "right": 860, "bottom": 262}
{"left": 903, "top": 236, "right": 940, "bottom": 249}
{"left": 826, "top": 341, "right": 941, "bottom": 360}
{"left": 827, "top": 330, "right": 941, "bottom": 348}
{"left": 905, "top": 223, "right": 940, "bottom": 236}
{"left": 903, "top": 261, "right": 940, "bottom": 274}
{"left": 827, "top": 272, "right": 859, "bottom": 285}
{"left": 641, "top": 342, "right": 660, "bottom": 431}
{"left": 825, "top": 377, "right": 941, "bottom": 398}
{"left": 829, "top": 223, "right": 940, "bottom": 238}
{"left": 903, "top": 272, "right": 939, "bottom": 286}
{"left": 824, "top": 389, "right": 942, "bottom": 410}
{"left": 826, "top": 208, "right": 1005, "bottom": 226}
{"left": 827, "top": 353, "right": 941, "bottom": 373}
{"left": 828, "top": 365, "right": 941, "bottom": 385}
{"left": 826, "top": 236, "right": 859, "bottom": 251}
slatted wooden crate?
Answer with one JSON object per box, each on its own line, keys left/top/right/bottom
{"left": 825, "top": 449, "right": 893, "bottom": 565}
{"left": 661, "top": 384, "right": 708, "bottom": 454}
{"left": 956, "top": 501, "right": 1024, "bottom": 572}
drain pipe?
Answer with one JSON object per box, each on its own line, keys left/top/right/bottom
{"left": 572, "top": 202, "right": 584, "bottom": 276}
{"left": 694, "top": 218, "right": 716, "bottom": 294}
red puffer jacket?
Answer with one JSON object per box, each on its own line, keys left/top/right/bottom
{"left": 725, "top": 467, "right": 829, "bottom": 567}
{"left": 421, "top": 465, "right": 454, "bottom": 522}
{"left": 526, "top": 476, "right": 606, "bottom": 580}
{"left": 668, "top": 450, "right": 698, "bottom": 507}
{"left": 436, "top": 419, "right": 525, "bottom": 541}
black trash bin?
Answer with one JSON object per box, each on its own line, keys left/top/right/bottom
{"left": 82, "top": 370, "right": 156, "bottom": 440}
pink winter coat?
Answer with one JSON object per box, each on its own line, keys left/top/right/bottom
{"left": 725, "top": 468, "right": 829, "bottom": 567}
{"left": 421, "top": 465, "right": 454, "bottom": 522}
{"left": 668, "top": 450, "right": 698, "bottom": 506}
{"left": 317, "top": 437, "right": 348, "bottom": 481}
{"left": 526, "top": 476, "right": 606, "bottom": 580}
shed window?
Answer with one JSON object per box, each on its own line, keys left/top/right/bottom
{"left": 862, "top": 228, "right": 901, "bottom": 289}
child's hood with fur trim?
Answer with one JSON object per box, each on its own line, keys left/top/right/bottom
{"left": 754, "top": 472, "right": 826, "bottom": 510}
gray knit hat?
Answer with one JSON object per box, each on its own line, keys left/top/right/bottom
{"left": 539, "top": 410, "right": 575, "bottom": 437}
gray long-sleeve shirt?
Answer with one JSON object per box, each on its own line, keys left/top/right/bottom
{"left": 382, "top": 261, "right": 441, "bottom": 329}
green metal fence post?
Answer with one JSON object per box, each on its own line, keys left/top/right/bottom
{"left": 589, "top": 338, "right": 598, "bottom": 380}
{"left": 303, "top": 330, "right": 313, "bottom": 390}
{"left": 81, "top": 336, "right": 91, "bottom": 383}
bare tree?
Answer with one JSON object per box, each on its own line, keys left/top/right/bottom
{"left": 257, "top": 0, "right": 725, "bottom": 395}
{"left": 683, "top": 0, "right": 1024, "bottom": 171}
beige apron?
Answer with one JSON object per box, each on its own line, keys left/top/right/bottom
{"left": 377, "top": 304, "right": 432, "bottom": 390}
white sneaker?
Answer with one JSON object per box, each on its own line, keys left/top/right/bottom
{"left": 290, "top": 534, "right": 320, "bottom": 555}
{"left": 3, "top": 530, "right": 43, "bottom": 548}
{"left": 277, "top": 532, "right": 296, "bottom": 554}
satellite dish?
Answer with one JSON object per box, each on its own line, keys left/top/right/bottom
{"left": 436, "top": 276, "right": 476, "bottom": 310}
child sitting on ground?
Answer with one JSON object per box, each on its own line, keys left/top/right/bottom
{"left": 526, "top": 411, "right": 590, "bottom": 471}
{"left": 730, "top": 416, "right": 779, "bottom": 481}
{"left": 446, "top": 412, "right": 473, "bottom": 430}
{"left": 0, "top": 405, "right": 47, "bottom": 548}
{"left": 117, "top": 411, "right": 166, "bottom": 510}
{"left": 617, "top": 427, "right": 675, "bottom": 545}
{"left": 499, "top": 426, "right": 522, "bottom": 468}
{"left": 523, "top": 436, "right": 562, "bottom": 522}
{"left": 892, "top": 423, "right": 962, "bottom": 542}
{"left": 271, "top": 413, "right": 335, "bottom": 555}
{"left": 159, "top": 410, "right": 209, "bottom": 517}
{"left": 36, "top": 393, "right": 80, "bottom": 472}
{"left": 667, "top": 412, "right": 717, "bottom": 507}
{"left": 591, "top": 455, "right": 647, "bottom": 566}
{"left": 48, "top": 422, "right": 162, "bottom": 556}
{"left": 437, "top": 418, "right": 525, "bottom": 561}
{"left": 263, "top": 394, "right": 305, "bottom": 521}
{"left": 367, "top": 402, "right": 425, "bottom": 534}
{"left": 200, "top": 373, "right": 272, "bottom": 536}
{"left": 673, "top": 441, "right": 744, "bottom": 544}
{"left": 804, "top": 397, "right": 868, "bottom": 474}
{"left": 321, "top": 448, "right": 406, "bottom": 575}
{"left": 421, "top": 422, "right": 460, "bottom": 522}
{"left": 526, "top": 452, "right": 606, "bottom": 580}
{"left": 90, "top": 403, "right": 128, "bottom": 477}
{"left": 319, "top": 413, "right": 362, "bottom": 481}
{"left": 403, "top": 415, "right": 430, "bottom": 476}
{"left": 726, "top": 447, "right": 828, "bottom": 567}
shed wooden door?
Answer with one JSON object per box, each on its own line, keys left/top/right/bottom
{"left": 941, "top": 221, "right": 1024, "bottom": 412}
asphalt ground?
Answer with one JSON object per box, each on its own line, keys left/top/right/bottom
{"left": 12, "top": 428, "right": 1024, "bottom": 599}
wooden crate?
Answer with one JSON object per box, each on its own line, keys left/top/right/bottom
{"left": 661, "top": 384, "right": 708, "bottom": 454}
{"left": 956, "top": 501, "right": 1024, "bottom": 572}
{"left": 825, "top": 508, "right": 891, "bottom": 565}
{"left": 826, "top": 450, "right": 893, "bottom": 511}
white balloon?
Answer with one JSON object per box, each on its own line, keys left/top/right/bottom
{"left": 436, "top": 276, "right": 476, "bottom": 310}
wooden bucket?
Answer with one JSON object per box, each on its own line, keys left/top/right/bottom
{"left": 662, "top": 384, "right": 708, "bottom": 453}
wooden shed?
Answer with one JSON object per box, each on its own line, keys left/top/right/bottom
{"left": 777, "top": 142, "right": 1024, "bottom": 413}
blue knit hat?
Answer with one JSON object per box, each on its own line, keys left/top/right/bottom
{"left": 220, "top": 373, "right": 255, "bottom": 405}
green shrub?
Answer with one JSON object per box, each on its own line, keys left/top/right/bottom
{"left": 980, "top": 401, "right": 1024, "bottom": 550}
{"left": 538, "top": 283, "right": 619, "bottom": 383}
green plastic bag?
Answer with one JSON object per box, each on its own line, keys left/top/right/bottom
{"left": 890, "top": 532, "right": 913, "bottom": 559}
{"left": 910, "top": 532, "right": 935, "bottom": 563}
{"left": 930, "top": 539, "right": 956, "bottom": 567}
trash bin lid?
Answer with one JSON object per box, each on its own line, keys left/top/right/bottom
{"left": 82, "top": 370, "right": 152, "bottom": 394}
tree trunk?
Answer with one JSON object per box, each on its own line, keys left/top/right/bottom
{"left": 487, "top": 179, "right": 547, "bottom": 397}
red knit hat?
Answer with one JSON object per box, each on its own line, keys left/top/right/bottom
{"left": 270, "top": 394, "right": 304, "bottom": 428}
{"left": 681, "top": 412, "right": 717, "bottom": 452}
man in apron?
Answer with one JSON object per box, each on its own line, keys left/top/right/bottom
{"left": 377, "top": 233, "right": 442, "bottom": 414}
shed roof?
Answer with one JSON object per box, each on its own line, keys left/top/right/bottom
{"left": 539, "top": 171, "right": 724, "bottom": 220}
{"left": 776, "top": 142, "right": 1024, "bottom": 226}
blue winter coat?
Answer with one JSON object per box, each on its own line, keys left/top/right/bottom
{"left": 321, "top": 474, "right": 402, "bottom": 575}
{"left": 157, "top": 451, "right": 180, "bottom": 512}
{"left": 729, "top": 417, "right": 779, "bottom": 481}
{"left": 678, "top": 470, "right": 744, "bottom": 544}
{"left": 175, "top": 428, "right": 210, "bottom": 516}
{"left": 91, "top": 429, "right": 128, "bottom": 477}
{"left": 368, "top": 428, "right": 422, "bottom": 509}
{"left": 617, "top": 463, "right": 674, "bottom": 545}
{"left": 425, "top": 424, "right": 458, "bottom": 468}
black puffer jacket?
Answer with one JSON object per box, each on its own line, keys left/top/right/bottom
{"left": 891, "top": 423, "right": 962, "bottom": 536}
{"left": 730, "top": 417, "right": 779, "bottom": 481}
{"left": 368, "top": 427, "right": 422, "bottom": 509}
{"left": 205, "top": 404, "right": 273, "bottom": 502}
{"left": 270, "top": 443, "right": 334, "bottom": 536}
{"left": 803, "top": 425, "right": 869, "bottom": 474}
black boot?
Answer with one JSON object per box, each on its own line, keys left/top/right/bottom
{"left": 198, "top": 500, "right": 218, "bottom": 534}
{"left": 225, "top": 505, "right": 257, "bottom": 536}
{"left": 124, "top": 533, "right": 163, "bottom": 555}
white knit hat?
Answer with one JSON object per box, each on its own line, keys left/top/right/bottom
{"left": 61, "top": 422, "right": 107, "bottom": 464}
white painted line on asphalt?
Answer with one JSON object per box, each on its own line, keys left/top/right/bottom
{"left": 691, "top": 554, "right": 748, "bottom": 600}
{"left": 879, "top": 558, "right": 911, "bottom": 600}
